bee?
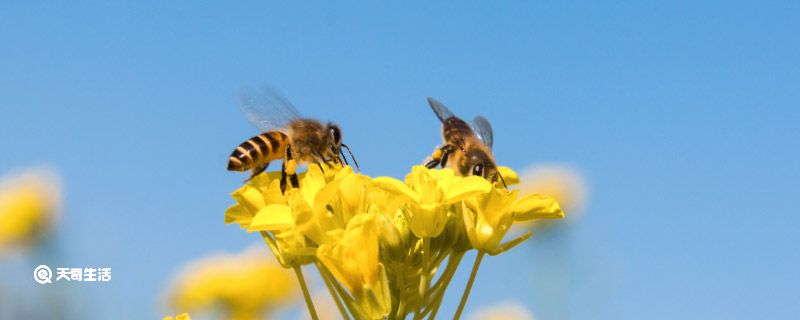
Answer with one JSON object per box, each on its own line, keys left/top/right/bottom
{"left": 424, "top": 97, "right": 507, "bottom": 188}
{"left": 227, "top": 85, "right": 358, "bottom": 191}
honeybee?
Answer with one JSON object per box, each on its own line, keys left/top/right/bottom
{"left": 227, "top": 85, "right": 358, "bottom": 191}
{"left": 424, "top": 97, "right": 507, "bottom": 188}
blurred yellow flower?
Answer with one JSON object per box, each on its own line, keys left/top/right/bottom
{"left": 162, "top": 313, "right": 191, "bottom": 320}
{"left": 468, "top": 301, "right": 535, "bottom": 320}
{"left": 0, "top": 168, "right": 61, "bottom": 254}
{"left": 166, "top": 245, "right": 296, "bottom": 320}
{"left": 518, "top": 164, "right": 588, "bottom": 216}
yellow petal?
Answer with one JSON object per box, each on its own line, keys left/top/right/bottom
{"left": 317, "top": 213, "right": 380, "bottom": 292}
{"left": 444, "top": 176, "right": 492, "bottom": 203}
{"left": 512, "top": 194, "right": 564, "bottom": 221}
{"left": 334, "top": 165, "right": 356, "bottom": 180}
{"left": 372, "top": 177, "right": 420, "bottom": 203}
{"left": 248, "top": 204, "right": 294, "bottom": 232}
{"left": 461, "top": 203, "right": 480, "bottom": 248}
{"left": 497, "top": 166, "right": 520, "bottom": 186}
{"left": 231, "top": 185, "right": 266, "bottom": 213}
{"left": 312, "top": 180, "right": 341, "bottom": 213}
{"left": 357, "top": 263, "right": 391, "bottom": 319}
{"left": 339, "top": 172, "right": 365, "bottom": 210}
{"left": 223, "top": 204, "right": 252, "bottom": 229}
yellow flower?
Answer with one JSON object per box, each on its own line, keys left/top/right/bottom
{"left": 162, "top": 313, "right": 191, "bottom": 320}
{"left": 0, "top": 168, "right": 61, "bottom": 253}
{"left": 166, "top": 246, "right": 296, "bottom": 320}
{"left": 224, "top": 164, "right": 568, "bottom": 320}
{"left": 463, "top": 184, "right": 563, "bottom": 255}
{"left": 518, "top": 164, "right": 588, "bottom": 216}
{"left": 225, "top": 171, "right": 286, "bottom": 230}
{"left": 226, "top": 166, "right": 341, "bottom": 267}
{"left": 317, "top": 211, "right": 391, "bottom": 319}
{"left": 373, "top": 166, "right": 491, "bottom": 238}
{"left": 293, "top": 166, "right": 374, "bottom": 246}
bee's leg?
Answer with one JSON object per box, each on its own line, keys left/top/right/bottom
{"left": 439, "top": 145, "right": 455, "bottom": 169}
{"left": 280, "top": 161, "right": 300, "bottom": 192}
{"left": 329, "top": 146, "right": 342, "bottom": 165}
{"left": 312, "top": 151, "right": 327, "bottom": 174}
{"left": 284, "top": 145, "right": 300, "bottom": 189}
{"left": 425, "top": 146, "right": 444, "bottom": 168}
{"left": 280, "top": 162, "right": 288, "bottom": 193}
{"left": 425, "top": 158, "right": 441, "bottom": 169}
{"left": 439, "top": 153, "right": 450, "bottom": 168}
{"left": 426, "top": 145, "right": 454, "bottom": 169}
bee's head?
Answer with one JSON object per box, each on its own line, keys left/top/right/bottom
{"left": 326, "top": 122, "right": 343, "bottom": 148}
{"left": 326, "top": 122, "right": 359, "bottom": 170}
{"left": 464, "top": 148, "right": 504, "bottom": 188}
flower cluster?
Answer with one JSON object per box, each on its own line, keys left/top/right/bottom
{"left": 225, "top": 165, "right": 563, "bottom": 319}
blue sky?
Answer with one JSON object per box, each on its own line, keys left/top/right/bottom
{"left": 1, "top": 1, "right": 798, "bottom": 319}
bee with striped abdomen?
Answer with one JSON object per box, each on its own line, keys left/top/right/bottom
{"left": 424, "top": 97, "right": 507, "bottom": 188}
{"left": 227, "top": 85, "right": 358, "bottom": 191}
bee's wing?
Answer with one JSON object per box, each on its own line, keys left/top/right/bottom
{"left": 238, "top": 85, "right": 302, "bottom": 132}
{"left": 427, "top": 97, "right": 456, "bottom": 123}
{"left": 472, "top": 116, "right": 494, "bottom": 149}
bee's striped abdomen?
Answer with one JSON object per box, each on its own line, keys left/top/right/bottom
{"left": 227, "top": 132, "right": 289, "bottom": 171}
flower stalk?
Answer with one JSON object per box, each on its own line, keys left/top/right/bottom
{"left": 293, "top": 265, "right": 319, "bottom": 320}
{"left": 453, "top": 251, "right": 485, "bottom": 320}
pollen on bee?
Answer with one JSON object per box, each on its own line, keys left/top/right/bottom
{"left": 285, "top": 159, "right": 298, "bottom": 175}
{"left": 432, "top": 149, "right": 443, "bottom": 160}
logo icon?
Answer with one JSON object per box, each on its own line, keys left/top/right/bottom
{"left": 34, "top": 265, "right": 53, "bottom": 284}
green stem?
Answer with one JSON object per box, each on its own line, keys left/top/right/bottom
{"left": 453, "top": 251, "right": 485, "bottom": 320}
{"left": 315, "top": 262, "right": 350, "bottom": 320}
{"left": 414, "top": 237, "right": 431, "bottom": 320}
{"left": 320, "top": 263, "right": 366, "bottom": 319}
{"left": 390, "top": 265, "right": 405, "bottom": 320}
{"left": 427, "top": 251, "right": 465, "bottom": 319}
{"left": 293, "top": 265, "right": 319, "bottom": 320}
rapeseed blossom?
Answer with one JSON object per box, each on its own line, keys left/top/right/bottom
{"left": 0, "top": 168, "right": 61, "bottom": 254}
{"left": 519, "top": 164, "right": 587, "bottom": 218}
{"left": 226, "top": 165, "right": 563, "bottom": 319}
{"left": 165, "top": 246, "right": 295, "bottom": 320}
{"left": 162, "top": 313, "right": 191, "bottom": 320}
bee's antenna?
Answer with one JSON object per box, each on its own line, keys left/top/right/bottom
{"left": 339, "top": 150, "right": 350, "bottom": 166}
{"left": 497, "top": 172, "right": 508, "bottom": 190}
{"left": 341, "top": 143, "right": 360, "bottom": 171}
